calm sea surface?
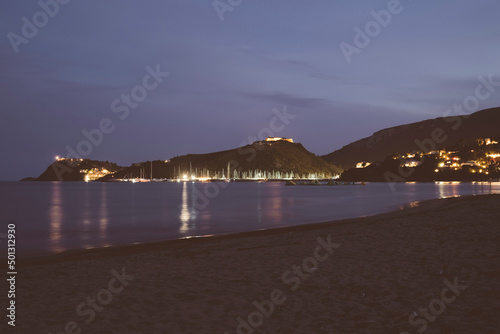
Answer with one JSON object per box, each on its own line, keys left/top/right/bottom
{"left": 1, "top": 181, "right": 498, "bottom": 255}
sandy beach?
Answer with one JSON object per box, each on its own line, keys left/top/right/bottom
{"left": 12, "top": 194, "right": 500, "bottom": 333}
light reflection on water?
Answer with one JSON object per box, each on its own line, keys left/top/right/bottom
{"left": 268, "top": 185, "right": 283, "bottom": 223}
{"left": 1, "top": 181, "right": 498, "bottom": 255}
{"left": 179, "top": 182, "right": 190, "bottom": 234}
{"left": 437, "top": 182, "right": 460, "bottom": 199}
{"left": 99, "top": 184, "right": 109, "bottom": 245}
{"left": 81, "top": 184, "right": 91, "bottom": 247}
{"left": 49, "top": 182, "right": 63, "bottom": 253}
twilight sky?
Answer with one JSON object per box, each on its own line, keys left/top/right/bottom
{"left": 1, "top": 0, "right": 500, "bottom": 180}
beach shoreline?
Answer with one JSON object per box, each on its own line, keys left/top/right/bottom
{"left": 15, "top": 194, "right": 500, "bottom": 333}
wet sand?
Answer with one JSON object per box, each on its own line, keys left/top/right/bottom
{"left": 14, "top": 194, "right": 500, "bottom": 333}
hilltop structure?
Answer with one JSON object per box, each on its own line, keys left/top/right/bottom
{"left": 264, "top": 136, "right": 294, "bottom": 143}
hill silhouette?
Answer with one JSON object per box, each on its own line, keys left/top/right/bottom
{"left": 322, "top": 107, "right": 500, "bottom": 168}
{"left": 102, "top": 140, "right": 342, "bottom": 180}
{"left": 26, "top": 159, "right": 123, "bottom": 181}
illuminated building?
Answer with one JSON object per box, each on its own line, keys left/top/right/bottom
{"left": 80, "top": 168, "right": 113, "bottom": 181}
{"left": 265, "top": 137, "right": 294, "bottom": 143}
{"left": 402, "top": 160, "right": 421, "bottom": 168}
{"left": 356, "top": 161, "right": 371, "bottom": 169}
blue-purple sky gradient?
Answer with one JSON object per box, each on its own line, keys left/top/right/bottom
{"left": 1, "top": 0, "right": 500, "bottom": 180}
